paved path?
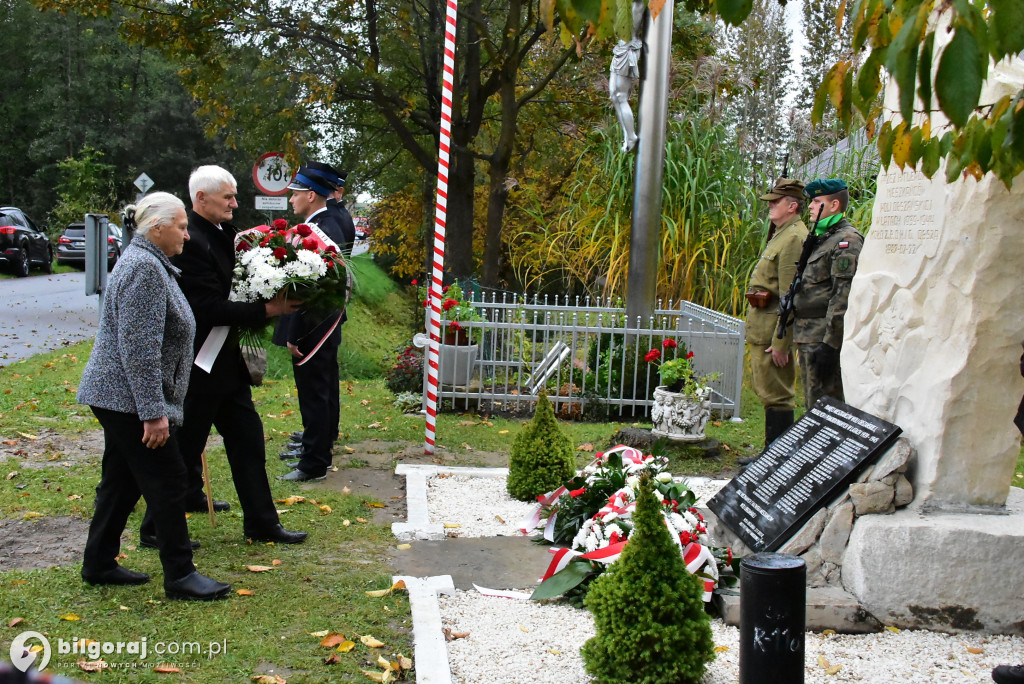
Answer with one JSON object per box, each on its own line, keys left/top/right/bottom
{"left": 0, "top": 272, "right": 99, "bottom": 366}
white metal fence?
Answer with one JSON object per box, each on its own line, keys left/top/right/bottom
{"left": 427, "top": 293, "right": 745, "bottom": 419}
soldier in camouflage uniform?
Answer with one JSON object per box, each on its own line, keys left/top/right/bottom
{"left": 792, "top": 178, "right": 864, "bottom": 408}
{"left": 739, "top": 179, "right": 808, "bottom": 463}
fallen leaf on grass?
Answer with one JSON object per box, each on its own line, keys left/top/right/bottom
{"left": 456, "top": 420, "right": 477, "bottom": 426}
{"left": 576, "top": 443, "right": 593, "bottom": 452}
{"left": 309, "top": 630, "right": 330, "bottom": 638}
{"left": 320, "top": 633, "right": 346, "bottom": 648}
{"left": 356, "top": 517, "right": 368, "bottom": 523}
{"left": 343, "top": 446, "right": 356, "bottom": 454}
{"left": 8, "top": 617, "right": 23, "bottom": 627}
{"left": 377, "top": 656, "right": 392, "bottom": 669}
{"left": 237, "top": 589, "right": 255, "bottom": 596}
{"left": 60, "top": 613, "right": 81, "bottom": 621}
{"left": 153, "top": 664, "right": 181, "bottom": 673}
{"left": 77, "top": 659, "right": 107, "bottom": 672}
{"left": 360, "top": 635, "right": 385, "bottom": 648}
{"left": 271, "top": 559, "right": 283, "bottom": 566}
{"left": 324, "top": 653, "right": 342, "bottom": 664}
{"left": 246, "top": 565, "right": 274, "bottom": 573}
{"left": 363, "top": 501, "right": 384, "bottom": 508}
{"left": 342, "top": 486, "right": 352, "bottom": 494}
{"left": 276, "top": 496, "right": 306, "bottom": 506}
{"left": 365, "top": 580, "right": 406, "bottom": 598}
{"left": 498, "top": 430, "right": 509, "bottom": 434}
{"left": 461, "top": 442, "right": 474, "bottom": 451}
{"left": 396, "top": 544, "right": 411, "bottom": 550}
{"left": 2, "top": 440, "right": 17, "bottom": 446}
{"left": 67, "top": 494, "right": 83, "bottom": 500}
{"left": 360, "top": 670, "right": 389, "bottom": 683}
{"left": 5, "top": 472, "right": 17, "bottom": 480}
{"left": 23, "top": 512, "right": 44, "bottom": 520}
{"left": 250, "top": 676, "right": 286, "bottom": 684}
{"left": 17, "top": 432, "right": 38, "bottom": 440}
{"left": 336, "top": 640, "right": 356, "bottom": 653}
{"left": 10, "top": 580, "right": 27, "bottom": 585}
{"left": 397, "top": 655, "right": 412, "bottom": 670}
{"left": 319, "top": 505, "right": 332, "bottom": 514}
{"left": 119, "top": 606, "right": 129, "bottom": 611}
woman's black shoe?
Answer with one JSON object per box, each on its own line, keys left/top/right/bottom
{"left": 244, "top": 524, "right": 308, "bottom": 544}
{"left": 82, "top": 566, "right": 150, "bottom": 586}
{"left": 164, "top": 571, "right": 231, "bottom": 601}
{"left": 139, "top": 533, "right": 200, "bottom": 550}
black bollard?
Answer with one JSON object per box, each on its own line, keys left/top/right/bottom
{"left": 739, "top": 552, "right": 806, "bottom": 684}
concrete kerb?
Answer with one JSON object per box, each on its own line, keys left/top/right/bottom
{"left": 392, "top": 574, "right": 456, "bottom": 684}
{"left": 392, "top": 464, "right": 509, "bottom": 541}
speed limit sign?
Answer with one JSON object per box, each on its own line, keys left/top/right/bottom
{"left": 252, "top": 152, "right": 295, "bottom": 196}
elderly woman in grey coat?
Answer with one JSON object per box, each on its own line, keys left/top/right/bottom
{"left": 78, "top": 192, "right": 230, "bottom": 601}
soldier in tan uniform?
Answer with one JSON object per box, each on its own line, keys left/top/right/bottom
{"left": 792, "top": 178, "right": 864, "bottom": 408}
{"left": 740, "top": 179, "right": 808, "bottom": 464}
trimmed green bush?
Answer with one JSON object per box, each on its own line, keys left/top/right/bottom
{"left": 582, "top": 475, "right": 715, "bottom": 684}
{"left": 506, "top": 392, "right": 576, "bottom": 501}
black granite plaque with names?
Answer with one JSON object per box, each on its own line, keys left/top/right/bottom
{"left": 707, "top": 396, "right": 902, "bottom": 553}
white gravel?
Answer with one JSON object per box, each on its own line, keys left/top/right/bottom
{"left": 425, "top": 474, "right": 728, "bottom": 538}
{"left": 426, "top": 473, "right": 1024, "bottom": 683}
{"left": 439, "top": 590, "right": 1024, "bottom": 683}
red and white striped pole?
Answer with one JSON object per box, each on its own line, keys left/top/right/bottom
{"left": 425, "top": 0, "right": 459, "bottom": 455}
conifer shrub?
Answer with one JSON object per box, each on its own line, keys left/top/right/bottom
{"left": 506, "top": 392, "right": 576, "bottom": 501}
{"left": 581, "top": 475, "right": 715, "bottom": 684}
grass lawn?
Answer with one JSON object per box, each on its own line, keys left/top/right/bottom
{"left": 1, "top": 254, "right": 1021, "bottom": 681}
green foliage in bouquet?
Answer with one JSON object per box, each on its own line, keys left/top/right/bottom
{"left": 582, "top": 475, "right": 715, "bottom": 684}
{"left": 506, "top": 392, "right": 576, "bottom": 502}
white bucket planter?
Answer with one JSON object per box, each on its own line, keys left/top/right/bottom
{"left": 439, "top": 344, "right": 478, "bottom": 386}
{"left": 650, "top": 385, "right": 712, "bottom": 442}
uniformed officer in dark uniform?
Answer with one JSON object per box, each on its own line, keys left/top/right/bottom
{"left": 741, "top": 178, "right": 808, "bottom": 463}
{"left": 792, "top": 178, "right": 864, "bottom": 408}
{"left": 274, "top": 165, "right": 348, "bottom": 481}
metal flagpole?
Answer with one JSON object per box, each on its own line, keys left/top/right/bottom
{"left": 625, "top": 0, "right": 674, "bottom": 326}
{"left": 424, "top": 0, "right": 459, "bottom": 455}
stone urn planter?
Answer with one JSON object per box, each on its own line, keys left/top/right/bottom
{"left": 650, "top": 385, "right": 713, "bottom": 442}
{"left": 439, "top": 328, "right": 478, "bottom": 386}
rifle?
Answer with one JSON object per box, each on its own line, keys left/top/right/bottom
{"left": 775, "top": 204, "right": 824, "bottom": 340}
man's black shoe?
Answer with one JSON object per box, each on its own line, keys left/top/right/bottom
{"left": 278, "top": 468, "right": 326, "bottom": 482}
{"left": 244, "top": 524, "right": 308, "bottom": 544}
{"left": 139, "top": 534, "right": 200, "bottom": 550}
{"left": 285, "top": 460, "right": 300, "bottom": 468}
{"left": 279, "top": 448, "right": 305, "bottom": 460}
{"left": 184, "top": 499, "right": 230, "bottom": 513}
{"left": 290, "top": 430, "right": 304, "bottom": 441}
{"left": 737, "top": 456, "right": 756, "bottom": 466}
{"left": 164, "top": 571, "right": 230, "bottom": 601}
{"left": 82, "top": 565, "right": 150, "bottom": 586}
{"left": 286, "top": 441, "right": 302, "bottom": 449}
{"left": 993, "top": 664, "right": 1024, "bottom": 684}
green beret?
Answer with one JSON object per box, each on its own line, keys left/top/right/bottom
{"left": 804, "top": 178, "right": 848, "bottom": 199}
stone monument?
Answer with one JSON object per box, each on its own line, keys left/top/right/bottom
{"left": 839, "top": 20, "right": 1024, "bottom": 633}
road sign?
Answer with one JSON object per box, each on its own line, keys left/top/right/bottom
{"left": 134, "top": 173, "right": 154, "bottom": 194}
{"left": 255, "top": 195, "right": 288, "bottom": 211}
{"left": 252, "top": 152, "right": 294, "bottom": 196}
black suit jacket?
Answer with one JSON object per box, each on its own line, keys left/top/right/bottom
{"left": 272, "top": 208, "right": 347, "bottom": 352}
{"left": 174, "top": 211, "right": 267, "bottom": 392}
{"left": 326, "top": 198, "right": 356, "bottom": 253}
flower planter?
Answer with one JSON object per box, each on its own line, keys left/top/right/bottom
{"left": 650, "top": 385, "right": 713, "bottom": 442}
{"left": 439, "top": 343, "right": 478, "bottom": 386}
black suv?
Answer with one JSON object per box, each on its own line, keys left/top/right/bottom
{"left": 57, "top": 222, "right": 123, "bottom": 269}
{"left": 0, "top": 207, "right": 53, "bottom": 277}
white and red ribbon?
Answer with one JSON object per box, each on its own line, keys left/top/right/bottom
{"left": 424, "top": 0, "right": 459, "bottom": 456}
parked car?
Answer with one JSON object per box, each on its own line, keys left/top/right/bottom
{"left": 0, "top": 207, "right": 53, "bottom": 277}
{"left": 56, "top": 222, "right": 123, "bottom": 269}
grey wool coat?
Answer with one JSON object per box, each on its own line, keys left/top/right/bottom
{"left": 77, "top": 235, "right": 196, "bottom": 425}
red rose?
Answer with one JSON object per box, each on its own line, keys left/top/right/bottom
{"left": 663, "top": 339, "right": 677, "bottom": 349}
{"left": 644, "top": 349, "right": 661, "bottom": 363}
{"left": 273, "top": 247, "right": 288, "bottom": 260}
{"left": 325, "top": 245, "right": 337, "bottom": 254}
{"left": 448, "top": 320, "right": 461, "bottom": 331}
{"left": 442, "top": 298, "right": 458, "bottom": 311}
{"left": 411, "top": 279, "right": 418, "bottom": 285}
{"left": 569, "top": 487, "right": 586, "bottom": 498}
{"left": 295, "top": 223, "right": 313, "bottom": 237}
{"left": 235, "top": 241, "right": 250, "bottom": 252}
{"left": 272, "top": 219, "right": 288, "bottom": 230}
{"left": 302, "top": 238, "right": 318, "bottom": 250}
{"left": 679, "top": 531, "right": 692, "bottom": 544}
{"left": 727, "top": 548, "right": 733, "bottom": 564}
{"left": 422, "top": 299, "right": 429, "bottom": 308}
{"left": 259, "top": 238, "right": 269, "bottom": 247}
{"left": 686, "top": 351, "right": 695, "bottom": 359}
{"left": 325, "top": 260, "right": 335, "bottom": 269}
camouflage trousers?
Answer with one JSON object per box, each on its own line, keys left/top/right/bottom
{"left": 747, "top": 343, "right": 797, "bottom": 410}
{"left": 797, "top": 343, "right": 844, "bottom": 410}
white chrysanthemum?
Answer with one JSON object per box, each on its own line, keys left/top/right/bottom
{"left": 602, "top": 511, "right": 618, "bottom": 523}
{"left": 654, "top": 489, "right": 665, "bottom": 501}
{"left": 683, "top": 511, "right": 699, "bottom": 527}
{"left": 584, "top": 533, "right": 599, "bottom": 552}
{"left": 625, "top": 475, "right": 639, "bottom": 490}
{"left": 670, "top": 512, "right": 687, "bottom": 531}
{"left": 657, "top": 472, "right": 673, "bottom": 483}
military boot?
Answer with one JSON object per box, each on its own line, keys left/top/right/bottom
{"left": 738, "top": 408, "right": 795, "bottom": 466}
